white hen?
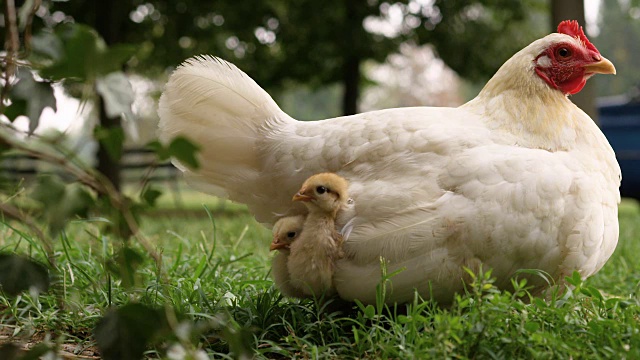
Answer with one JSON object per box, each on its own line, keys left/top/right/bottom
{"left": 158, "top": 21, "right": 621, "bottom": 304}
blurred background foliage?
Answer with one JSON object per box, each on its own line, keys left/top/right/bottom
{"left": 34, "top": 0, "right": 550, "bottom": 115}
{"left": 596, "top": 0, "right": 640, "bottom": 98}
{"left": 2, "top": 1, "right": 638, "bottom": 127}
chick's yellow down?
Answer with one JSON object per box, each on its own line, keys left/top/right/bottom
{"left": 270, "top": 215, "right": 307, "bottom": 298}
{"left": 287, "top": 173, "right": 349, "bottom": 297}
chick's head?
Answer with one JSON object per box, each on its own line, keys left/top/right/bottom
{"left": 293, "top": 173, "right": 349, "bottom": 215}
{"left": 270, "top": 215, "right": 305, "bottom": 251}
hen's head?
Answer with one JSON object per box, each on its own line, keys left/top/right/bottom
{"left": 270, "top": 215, "right": 305, "bottom": 251}
{"left": 533, "top": 20, "right": 615, "bottom": 95}
{"left": 293, "top": 173, "right": 349, "bottom": 215}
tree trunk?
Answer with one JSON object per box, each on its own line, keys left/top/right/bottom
{"left": 93, "top": 1, "right": 128, "bottom": 190}
{"left": 342, "top": 55, "right": 360, "bottom": 116}
{"left": 551, "top": 0, "right": 599, "bottom": 123}
{"left": 96, "top": 96, "right": 121, "bottom": 190}
{"left": 342, "top": 0, "right": 360, "bottom": 116}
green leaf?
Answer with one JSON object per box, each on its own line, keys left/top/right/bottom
{"left": 38, "top": 24, "right": 102, "bottom": 81}
{"left": 106, "top": 247, "right": 144, "bottom": 288}
{"left": 363, "top": 304, "right": 375, "bottom": 319}
{"left": 457, "top": 298, "right": 470, "bottom": 309}
{"left": 31, "top": 175, "right": 66, "bottom": 206}
{"left": 30, "top": 30, "right": 64, "bottom": 61}
{"left": 581, "top": 286, "right": 604, "bottom": 301}
{"left": 31, "top": 176, "right": 95, "bottom": 235}
{"left": 38, "top": 24, "right": 134, "bottom": 82}
{"left": 0, "top": 343, "right": 23, "bottom": 359}
{"left": 9, "top": 68, "right": 57, "bottom": 133}
{"left": 524, "top": 321, "right": 540, "bottom": 332}
{"left": 168, "top": 137, "right": 200, "bottom": 169}
{"left": 96, "top": 195, "right": 137, "bottom": 239}
{"left": 20, "top": 343, "right": 54, "bottom": 360}
{"left": 0, "top": 253, "right": 49, "bottom": 297}
{"left": 94, "top": 303, "right": 169, "bottom": 360}
{"left": 146, "top": 140, "right": 170, "bottom": 161}
{"left": 94, "top": 126, "right": 125, "bottom": 161}
{"left": 4, "top": 100, "right": 28, "bottom": 121}
{"left": 96, "top": 45, "right": 137, "bottom": 76}
{"left": 141, "top": 185, "right": 162, "bottom": 207}
{"left": 565, "top": 271, "right": 583, "bottom": 287}
{"left": 96, "top": 72, "right": 134, "bottom": 119}
{"left": 220, "top": 317, "right": 254, "bottom": 360}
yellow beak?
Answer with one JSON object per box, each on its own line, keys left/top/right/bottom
{"left": 270, "top": 240, "right": 288, "bottom": 251}
{"left": 292, "top": 191, "right": 313, "bottom": 202}
{"left": 584, "top": 56, "right": 616, "bottom": 75}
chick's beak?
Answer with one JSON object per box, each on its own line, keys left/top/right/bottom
{"left": 584, "top": 56, "right": 616, "bottom": 75}
{"left": 292, "top": 189, "right": 313, "bottom": 202}
{"left": 270, "top": 239, "right": 288, "bottom": 251}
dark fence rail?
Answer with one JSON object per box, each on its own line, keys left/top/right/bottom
{"left": 0, "top": 148, "right": 178, "bottom": 184}
{"left": 1, "top": 104, "right": 638, "bottom": 201}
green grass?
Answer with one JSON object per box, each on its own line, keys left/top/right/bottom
{"left": 1, "top": 192, "right": 639, "bottom": 359}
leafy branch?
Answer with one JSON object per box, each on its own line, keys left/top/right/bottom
{"left": 0, "top": 2, "right": 205, "bottom": 358}
{"left": 0, "top": 0, "right": 22, "bottom": 115}
{"left": 0, "top": 124, "right": 165, "bottom": 265}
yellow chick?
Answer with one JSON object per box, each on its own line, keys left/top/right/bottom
{"left": 287, "top": 173, "right": 349, "bottom": 297}
{"left": 269, "top": 215, "right": 308, "bottom": 298}
{"left": 270, "top": 215, "right": 304, "bottom": 251}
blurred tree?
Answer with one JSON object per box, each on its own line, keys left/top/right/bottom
{"left": 45, "top": 0, "right": 546, "bottom": 116}
{"left": 595, "top": 0, "right": 640, "bottom": 99}
{"left": 361, "top": 44, "right": 464, "bottom": 111}
{"left": 1, "top": 1, "right": 134, "bottom": 189}
{"left": 93, "top": 1, "right": 131, "bottom": 190}
{"left": 415, "top": 1, "right": 548, "bottom": 82}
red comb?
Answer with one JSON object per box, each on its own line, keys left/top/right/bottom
{"left": 557, "top": 20, "right": 599, "bottom": 53}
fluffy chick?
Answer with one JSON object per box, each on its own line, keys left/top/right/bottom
{"left": 270, "top": 215, "right": 304, "bottom": 251}
{"left": 287, "top": 173, "right": 349, "bottom": 297}
{"left": 270, "top": 215, "right": 308, "bottom": 298}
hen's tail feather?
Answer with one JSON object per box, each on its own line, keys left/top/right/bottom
{"left": 158, "top": 55, "right": 292, "bottom": 199}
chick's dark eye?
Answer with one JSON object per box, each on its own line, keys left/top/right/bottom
{"left": 286, "top": 231, "right": 296, "bottom": 238}
{"left": 557, "top": 47, "right": 571, "bottom": 58}
{"left": 316, "top": 186, "right": 327, "bottom": 194}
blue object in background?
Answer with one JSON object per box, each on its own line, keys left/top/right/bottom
{"left": 599, "top": 96, "right": 640, "bottom": 200}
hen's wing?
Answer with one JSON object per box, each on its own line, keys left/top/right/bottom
{"left": 331, "top": 141, "right": 619, "bottom": 304}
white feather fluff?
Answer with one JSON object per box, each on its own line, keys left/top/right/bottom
{"left": 158, "top": 55, "right": 293, "bottom": 201}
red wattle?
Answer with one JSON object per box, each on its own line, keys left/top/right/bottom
{"left": 560, "top": 76, "right": 587, "bottom": 95}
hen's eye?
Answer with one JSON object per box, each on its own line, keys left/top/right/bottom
{"left": 316, "top": 186, "right": 327, "bottom": 194}
{"left": 557, "top": 47, "right": 571, "bottom": 58}
{"left": 286, "top": 231, "right": 296, "bottom": 238}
